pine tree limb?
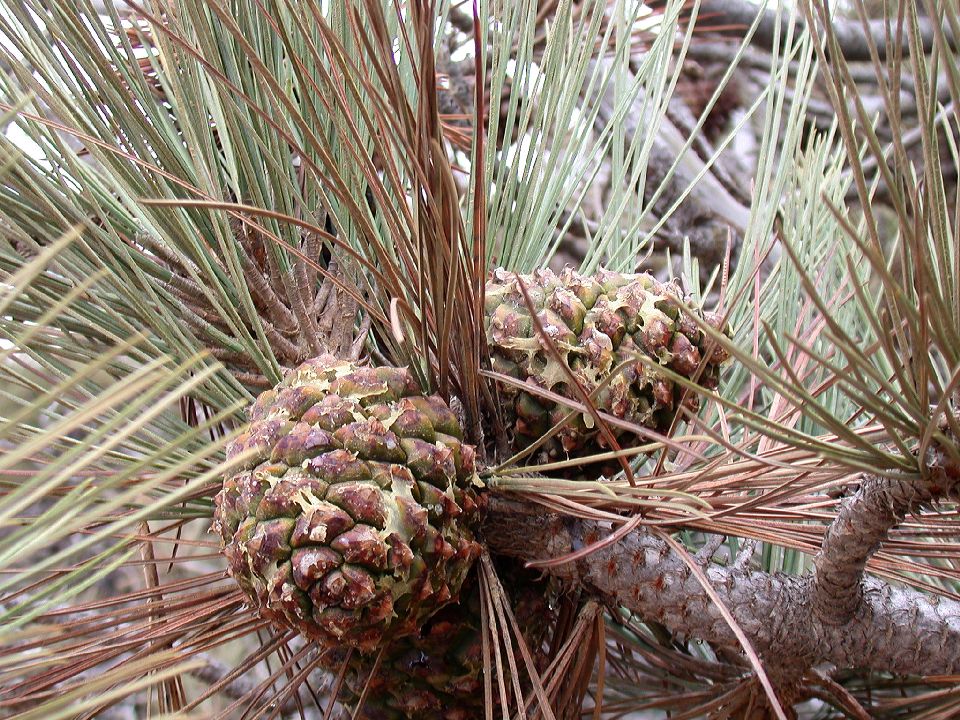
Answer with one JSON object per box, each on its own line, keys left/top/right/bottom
{"left": 592, "top": 62, "right": 752, "bottom": 259}
{"left": 691, "top": 0, "right": 955, "bottom": 62}
{"left": 812, "top": 452, "right": 960, "bottom": 624}
{"left": 483, "top": 498, "right": 960, "bottom": 678}
{"left": 812, "top": 474, "right": 915, "bottom": 625}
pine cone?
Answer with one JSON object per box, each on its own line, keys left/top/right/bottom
{"left": 485, "top": 267, "right": 728, "bottom": 470}
{"left": 322, "top": 566, "right": 558, "bottom": 719}
{"left": 213, "top": 355, "right": 482, "bottom": 653}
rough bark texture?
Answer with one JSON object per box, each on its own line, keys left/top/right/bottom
{"left": 812, "top": 475, "right": 921, "bottom": 624}
{"left": 483, "top": 498, "right": 960, "bottom": 677}
{"left": 812, "top": 452, "right": 960, "bottom": 625}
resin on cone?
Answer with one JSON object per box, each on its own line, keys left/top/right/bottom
{"left": 213, "top": 356, "right": 482, "bottom": 653}
{"left": 485, "top": 267, "right": 727, "bottom": 469}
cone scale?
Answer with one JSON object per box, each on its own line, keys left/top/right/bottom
{"left": 318, "top": 567, "right": 556, "bottom": 720}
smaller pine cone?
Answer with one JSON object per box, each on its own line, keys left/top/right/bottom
{"left": 213, "top": 356, "right": 482, "bottom": 653}
{"left": 320, "top": 564, "right": 558, "bottom": 719}
{"left": 320, "top": 586, "right": 485, "bottom": 720}
{"left": 485, "top": 267, "right": 728, "bottom": 470}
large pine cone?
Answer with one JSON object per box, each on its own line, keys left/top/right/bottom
{"left": 213, "top": 356, "right": 482, "bottom": 653}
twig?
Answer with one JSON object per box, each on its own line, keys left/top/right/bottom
{"left": 694, "top": 533, "right": 726, "bottom": 566}
{"left": 733, "top": 538, "right": 758, "bottom": 570}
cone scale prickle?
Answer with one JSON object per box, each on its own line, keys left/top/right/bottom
{"left": 485, "top": 267, "right": 727, "bottom": 470}
{"left": 213, "top": 355, "right": 482, "bottom": 653}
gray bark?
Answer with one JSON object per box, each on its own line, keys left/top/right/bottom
{"left": 812, "top": 456, "right": 960, "bottom": 624}
{"left": 591, "top": 61, "right": 752, "bottom": 271}
{"left": 694, "top": 0, "right": 954, "bottom": 62}
{"left": 484, "top": 498, "right": 960, "bottom": 677}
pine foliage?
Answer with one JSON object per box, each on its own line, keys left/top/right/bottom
{"left": 0, "top": 0, "right": 958, "bottom": 717}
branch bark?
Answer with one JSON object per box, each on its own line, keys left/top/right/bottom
{"left": 693, "top": 0, "right": 955, "bottom": 62}
{"left": 812, "top": 452, "right": 960, "bottom": 624}
{"left": 483, "top": 498, "right": 960, "bottom": 677}
{"left": 592, "top": 61, "right": 751, "bottom": 270}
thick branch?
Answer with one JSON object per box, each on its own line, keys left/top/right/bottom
{"left": 812, "top": 459, "right": 960, "bottom": 624}
{"left": 592, "top": 61, "right": 751, "bottom": 268}
{"left": 694, "top": 0, "right": 954, "bottom": 62}
{"left": 483, "top": 498, "right": 960, "bottom": 677}
{"left": 812, "top": 475, "right": 913, "bottom": 624}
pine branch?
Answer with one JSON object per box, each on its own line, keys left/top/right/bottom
{"left": 812, "top": 446, "right": 960, "bottom": 624}
{"left": 591, "top": 61, "right": 751, "bottom": 271}
{"left": 692, "top": 0, "right": 955, "bottom": 61}
{"left": 483, "top": 498, "right": 960, "bottom": 678}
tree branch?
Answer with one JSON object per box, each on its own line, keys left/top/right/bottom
{"left": 812, "top": 474, "right": 910, "bottom": 625}
{"left": 592, "top": 62, "right": 751, "bottom": 270}
{"left": 483, "top": 498, "right": 960, "bottom": 677}
{"left": 693, "top": 0, "right": 954, "bottom": 62}
{"left": 812, "top": 450, "right": 960, "bottom": 624}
